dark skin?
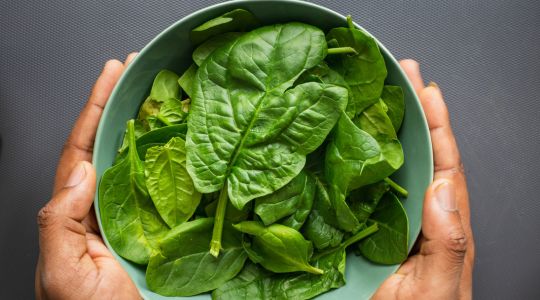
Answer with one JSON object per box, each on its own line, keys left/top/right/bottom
{"left": 35, "top": 57, "right": 473, "bottom": 299}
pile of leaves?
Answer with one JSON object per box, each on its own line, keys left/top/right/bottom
{"left": 99, "top": 9, "right": 409, "bottom": 299}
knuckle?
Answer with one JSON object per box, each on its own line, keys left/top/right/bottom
{"left": 444, "top": 229, "right": 468, "bottom": 260}
{"left": 37, "top": 205, "right": 57, "bottom": 229}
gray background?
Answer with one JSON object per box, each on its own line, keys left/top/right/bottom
{"left": 0, "top": 0, "right": 538, "bottom": 299}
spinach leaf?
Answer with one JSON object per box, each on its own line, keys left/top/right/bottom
{"left": 233, "top": 221, "right": 323, "bottom": 274}
{"left": 381, "top": 85, "right": 405, "bottom": 132}
{"left": 192, "top": 32, "right": 243, "bottom": 66}
{"left": 187, "top": 23, "right": 347, "bottom": 255}
{"left": 178, "top": 64, "right": 198, "bottom": 99}
{"left": 115, "top": 124, "right": 187, "bottom": 163}
{"left": 149, "top": 69, "right": 181, "bottom": 102}
{"left": 117, "top": 119, "right": 146, "bottom": 154}
{"left": 302, "top": 178, "right": 344, "bottom": 250}
{"left": 359, "top": 192, "right": 409, "bottom": 264}
{"left": 348, "top": 181, "right": 390, "bottom": 223}
{"left": 326, "top": 16, "right": 387, "bottom": 115}
{"left": 155, "top": 98, "right": 189, "bottom": 126}
{"left": 99, "top": 120, "right": 168, "bottom": 264}
{"left": 146, "top": 218, "right": 247, "bottom": 296}
{"left": 145, "top": 137, "right": 201, "bottom": 228}
{"left": 254, "top": 170, "right": 315, "bottom": 226}
{"left": 190, "top": 9, "right": 259, "bottom": 45}
{"left": 205, "top": 196, "right": 251, "bottom": 223}
{"left": 212, "top": 249, "right": 346, "bottom": 300}
{"left": 324, "top": 113, "right": 380, "bottom": 232}
{"left": 295, "top": 62, "right": 357, "bottom": 118}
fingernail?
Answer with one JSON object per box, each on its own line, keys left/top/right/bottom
{"left": 428, "top": 81, "right": 439, "bottom": 89}
{"left": 65, "top": 162, "right": 87, "bottom": 188}
{"left": 434, "top": 180, "right": 456, "bottom": 212}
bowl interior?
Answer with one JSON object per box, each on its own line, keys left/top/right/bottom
{"left": 93, "top": 1, "right": 433, "bottom": 299}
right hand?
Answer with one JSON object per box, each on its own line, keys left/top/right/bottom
{"left": 372, "top": 60, "right": 475, "bottom": 300}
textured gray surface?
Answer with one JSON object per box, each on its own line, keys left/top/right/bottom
{"left": 0, "top": 0, "right": 539, "bottom": 299}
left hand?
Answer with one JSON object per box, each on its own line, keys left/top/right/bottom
{"left": 35, "top": 54, "right": 141, "bottom": 299}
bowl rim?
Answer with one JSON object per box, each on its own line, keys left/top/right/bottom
{"left": 93, "top": 0, "right": 433, "bottom": 298}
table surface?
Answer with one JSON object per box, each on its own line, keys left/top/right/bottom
{"left": 1, "top": 0, "right": 539, "bottom": 299}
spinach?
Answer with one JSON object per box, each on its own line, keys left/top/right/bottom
{"left": 99, "top": 120, "right": 168, "bottom": 264}
{"left": 98, "top": 13, "right": 412, "bottom": 298}
{"left": 186, "top": 22, "right": 347, "bottom": 255}
{"left": 349, "top": 181, "right": 390, "bottom": 223}
{"left": 213, "top": 249, "right": 346, "bottom": 300}
{"left": 146, "top": 218, "right": 247, "bottom": 296}
{"left": 178, "top": 64, "right": 198, "bottom": 99}
{"left": 114, "top": 124, "right": 187, "bottom": 163}
{"left": 302, "top": 178, "right": 344, "bottom": 250}
{"left": 190, "top": 9, "right": 259, "bottom": 45}
{"left": 381, "top": 85, "right": 405, "bottom": 132}
{"left": 326, "top": 16, "right": 387, "bottom": 115}
{"left": 358, "top": 192, "right": 409, "bottom": 264}
{"left": 233, "top": 221, "right": 323, "bottom": 274}
{"left": 192, "top": 32, "right": 243, "bottom": 66}
{"left": 145, "top": 137, "right": 201, "bottom": 227}
{"left": 254, "top": 170, "right": 315, "bottom": 227}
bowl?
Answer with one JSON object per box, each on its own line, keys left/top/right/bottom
{"left": 93, "top": 0, "right": 433, "bottom": 299}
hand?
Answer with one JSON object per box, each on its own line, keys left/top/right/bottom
{"left": 35, "top": 54, "right": 141, "bottom": 299}
{"left": 372, "top": 60, "right": 474, "bottom": 300}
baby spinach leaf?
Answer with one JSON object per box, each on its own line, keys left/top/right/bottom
{"left": 280, "top": 185, "right": 315, "bottom": 231}
{"left": 348, "top": 181, "right": 390, "bottom": 223}
{"left": 233, "top": 221, "right": 323, "bottom": 274}
{"left": 145, "top": 137, "right": 201, "bottom": 228}
{"left": 178, "top": 64, "right": 198, "bottom": 99}
{"left": 205, "top": 196, "right": 251, "bottom": 223}
{"left": 155, "top": 98, "right": 189, "bottom": 126}
{"left": 146, "top": 218, "right": 247, "bottom": 296}
{"left": 117, "top": 119, "right": 146, "bottom": 154}
{"left": 254, "top": 170, "right": 315, "bottom": 226}
{"left": 325, "top": 113, "right": 380, "bottom": 232}
{"left": 212, "top": 249, "right": 346, "bottom": 300}
{"left": 302, "top": 178, "right": 344, "bottom": 250}
{"left": 326, "top": 16, "right": 387, "bottom": 115}
{"left": 190, "top": 9, "right": 259, "bottom": 45}
{"left": 115, "top": 124, "right": 187, "bottom": 163}
{"left": 192, "top": 32, "right": 243, "bottom": 66}
{"left": 381, "top": 85, "right": 405, "bottom": 132}
{"left": 99, "top": 120, "right": 168, "bottom": 264}
{"left": 359, "top": 192, "right": 409, "bottom": 264}
{"left": 311, "top": 223, "right": 379, "bottom": 261}
{"left": 149, "top": 69, "right": 181, "bottom": 102}
{"left": 187, "top": 23, "right": 347, "bottom": 255}
{"left": 187, "top": 22, "right": 343, "bottom": 206}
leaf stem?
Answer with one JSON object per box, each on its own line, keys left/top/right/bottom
{"left": 311, "top": 223, "right": 378, "bottom": 261}
{"left": 210, "top": 181, "right": 229, "bottom": 257}
{"left": 327, "top": 47, "right": 358, "bottom": 55}
{"left": 347, "top": 15, "right": 354, "bottom": 30}
{"left": 384, "top": 177, "right": 409, "bottom": 198}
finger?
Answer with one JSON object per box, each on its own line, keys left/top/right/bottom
{"left": 124, "top": 52, "right": 138, "bottom": 65}
{"left": 419, "top": 84, "right": 463, "bottom": 177}
{"left": 53, "top": 59, "right": 124, "bottom": 194}
{"left": 417, "top": 179, "right": 467, "bottom": 297}
{"left": 399, "top": 59, "right": 425, "bottom": 95}
{"left": 38, "top": 162, "right": 96, "bottom": 265}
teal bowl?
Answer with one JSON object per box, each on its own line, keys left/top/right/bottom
{"left": 93, "top": 0, "right": 433, "bottom": 299}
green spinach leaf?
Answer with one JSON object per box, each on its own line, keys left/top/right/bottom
{"left": 381, "top": 85, "right": 405, "bottom": 132}
{"left": 190, "top": 9, "right": 259, "bottom": 45}
{"left": 178, "top": 64, "right": 198, "bottom": 99}
{"left": 192, "top": 32, "right": 243, "bottom": 66}
{"left": 233, "top": 221, "right": 323, "bottom": 274}
{"left": 349, "top": 181, "right": 390, "bottom": 223}
{"left": 212, "top": 249, "right": 346, "bottom": 300}
{"left": 254, "top": 170, "right": 315, "bottom": 227}
{"left": 359, "top": 192, "right": 409, "bottom": 264}
{"left": 145, "top": 137, "right": 201, "bottom": 227}
{"left": 146, "top": 218, "right": 247, "bottom": 296}
{"left": 326, "top": 16, "right": 387, "bottom": 115}
{"left": 99, "top": 120, "right": 168, "bottom": 264}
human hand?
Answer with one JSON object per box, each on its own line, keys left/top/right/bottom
{"left": 372, "top": 60, "right": 474, "bottom": 300}
{"left": 35, "top": 54, "right": 141, "bottom": 299}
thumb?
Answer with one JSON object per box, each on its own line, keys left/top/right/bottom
{"left": 417, "top": 178, "right": 468, "bottom": 295}
{"left": 37, "top": 161, "right": 96, "bottom": 267}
